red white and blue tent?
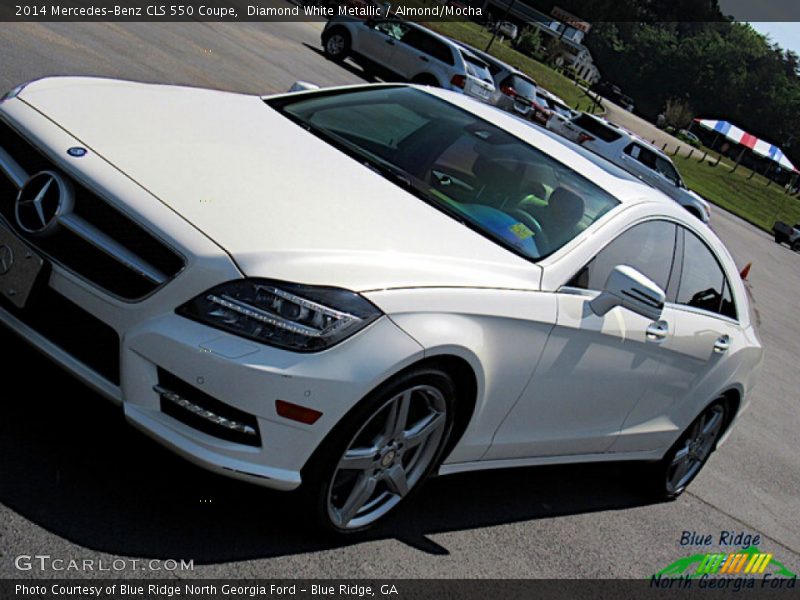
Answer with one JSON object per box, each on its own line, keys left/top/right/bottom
{"left": 694, "top": 119, "right": 797, "bottom": 172}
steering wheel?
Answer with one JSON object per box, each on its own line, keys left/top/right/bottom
{"left": 510, "top": 208, "right": 550, "bottom": 254}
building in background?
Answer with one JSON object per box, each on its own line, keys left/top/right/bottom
{"left": 480, "top": 0, "right": 601, "bottom": 83}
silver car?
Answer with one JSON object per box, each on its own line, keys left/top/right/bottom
{"left": 550, "top": 113, "right": 711, "bottom": 222}
{"left": 321, "top": 19, "right": 495, "bottom": 102}
{"left": 452, "top": 42, "right": 540, "bottom": 118}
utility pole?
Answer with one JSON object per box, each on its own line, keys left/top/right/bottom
{"left": 485, "top": 0, "right": 516, "bottom": 52}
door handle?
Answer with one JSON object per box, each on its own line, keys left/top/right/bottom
{"left": 713, "top": 334, "right": 730, "bottom": 354}
{"left": 646, "top": 320, "right": 669, "bottom": 342}
{"left": 385, "top": 39, "right": 395, "bottom": 45}
{"left": 418, "top": 55, "right": 429, "bottom": 62}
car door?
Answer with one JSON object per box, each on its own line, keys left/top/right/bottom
{"left": 487, "top": 220, "right": 682, "bottom": 459}
{"left": 610, "top": 226, "right": 744, "bottom": 453}
{"left": 621, "top": 143, "right": 669, "bottom": 193}
{"left": 355, "top": 20, "right": 407, "bottom": 70}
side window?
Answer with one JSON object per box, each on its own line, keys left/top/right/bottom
{"left": 374, "top": 21, "right": 408, "bottom": 41}
{"left": 403, "top": 31, "right": 454, "bottom": 65}
{"left": 624, "top": 143, "right": 658, "bottom": 170}
{"left": 677, "top": 229, "right": 737, "bottom": 319}
{"left": 569, "top": 221, "right": 677, "bottom": 292}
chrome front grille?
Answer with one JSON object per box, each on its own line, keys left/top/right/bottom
{"left": 0, "top": 118, "right": 184, "bottom": 300}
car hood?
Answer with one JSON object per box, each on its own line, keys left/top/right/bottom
{"left": 18, "top": 78, "right": 542, "bottom": 292}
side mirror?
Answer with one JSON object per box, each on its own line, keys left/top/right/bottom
{"left": 589, "top": 265, "right": 665, "bottom": 321}
{"left": 287, "top": 81, "right": 320, "bottom": 93}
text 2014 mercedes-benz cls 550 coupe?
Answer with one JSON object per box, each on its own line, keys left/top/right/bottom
{"left": 0, "top": 78, "right": 762, "bottom": 532}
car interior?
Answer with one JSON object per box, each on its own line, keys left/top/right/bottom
{"left": 277, "top": 87, "right": 620, "bottom": 259}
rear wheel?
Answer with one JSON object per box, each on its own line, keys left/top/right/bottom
{"left": 792, "top": 240, "right": 800, "bottom": 252}
{"left": 302, "top": 367, "right": 456, "bottom": 533}
{"left": 323, "top": 29, "right": 350, "bottom": 62}
{"left": 647, "top": 400, "right": 729, "bottom": 499}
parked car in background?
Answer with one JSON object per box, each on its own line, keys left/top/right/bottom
{"left": 550, "top": 113, "right": 710, "bottom": 222}
{"left": 452, "top": 42, "right": 539, "bottom": 118}
{"left": 593, "top": 80, "right": 634, "bottom": 111}
{"left": 529, "top": 90, "right": 556, "bottom": 126}
{"left": 494, "top": 21, "right": 518, "bottom": 40}
{"left": 677, "top": 129, "right": 701, "bottom": 148}
{"left": 321, "top": 18, "right": 495, "bottom": 101}
{"left": 772, "top": 221, "right": 800, "bottom": 250}
{"left": 541, "top": 91, "right": 575, "bottom": 129}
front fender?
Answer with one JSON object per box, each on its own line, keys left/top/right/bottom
{"left": 364, "top": 287, "right": 557, "bottom": 462}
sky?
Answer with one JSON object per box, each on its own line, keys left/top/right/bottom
{"left": 749, "top": 22, "right": 800, "bottom": 56}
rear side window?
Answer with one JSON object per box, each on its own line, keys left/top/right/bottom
{"left": 403, "top": 30, "right": 454, "bottom": 65}
{"left": 500, "top": 74, "right": 536, "bottom": 99}
{"left": 624, "top": 143, "right": 658, "bottom": 169}
{"left": 462, "top": 54, "right": 493, "bottom": 82}
{"left": 569, "top": 220, "right": 677, "bottom": 292}
{"left": 573, "top": 115, "right": 622, "bottom": 142}
{"left": 677, "top": 229, "right": 737, "bottom": 319}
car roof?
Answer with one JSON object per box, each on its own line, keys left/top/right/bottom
{"left": 458, "top": 47, "right": 491, "bottom": 68}
{"left": 452, "top": 41, "right": 525, "bottom": 75}
{"left": 573, "top": 113, "right": 675, "bottom": 160}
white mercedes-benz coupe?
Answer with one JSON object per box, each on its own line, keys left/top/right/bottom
{"left": 0, "top": 78, "right": 762, "bottom": 533}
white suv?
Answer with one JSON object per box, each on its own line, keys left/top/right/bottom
{"left": 321, "top": 18, "right": 495, "bottom": 101}
{"left": 550, "top": 113, "right": 710, "bottom": 221}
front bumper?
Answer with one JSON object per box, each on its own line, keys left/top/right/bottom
{"left": 0, "top": 266, "right": 424, "bottom": 491}
{"left": 120, "top": 312, "right": 423, "bottom": 490}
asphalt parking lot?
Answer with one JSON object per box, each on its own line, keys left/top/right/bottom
{"left": 1, "top": 19, "right": 799, "bottom": 580}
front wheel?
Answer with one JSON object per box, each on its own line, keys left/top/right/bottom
{"left": 323, "top": 30, "right": 350, "bottom": 62}
{"left": 792, "top": 241, "right": 800, "bottom": 252}
{"left": 647, "top": 400, "right": 729, "bottom": 500}
{"left": 302, "top": 368, "right": 456, "bottom": 533}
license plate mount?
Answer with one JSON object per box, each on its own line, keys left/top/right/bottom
{"left": 0, "top": 222, "right": 45, "bottom": 309}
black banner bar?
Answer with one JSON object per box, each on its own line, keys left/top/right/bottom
{"left": 2, "top": 0, "right": 800, "bottom": 23}
{"left": 2, "top": 579, "right": 799, "bottom": 600}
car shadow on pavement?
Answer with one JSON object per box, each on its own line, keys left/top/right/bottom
{"left": 0, "top": 329, "right": 657, "bottom": 563}
{"left": 300, "top": 43, "right": 382, "bottom": 83}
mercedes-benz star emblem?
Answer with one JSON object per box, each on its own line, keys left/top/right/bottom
{"left": 0, "top": 245, "right": 13, "bottom": 276}
{"left": 15, "top": 171, "right": 73, "bottom": 235}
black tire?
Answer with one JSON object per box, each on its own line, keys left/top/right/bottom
{"left": 792, "top": 241, "right": 800, "bottom": 252}
{"left": 322, "top": 29, "right": 351, "bottom": 62}
{"left": 645, "top": 399, "right": 730, "bottom": 500}
{"left": 301, "top": 367, "right": 457, "bottom": 534}
{"left": 774, "top": 234, "right": 781, "bottom": 244}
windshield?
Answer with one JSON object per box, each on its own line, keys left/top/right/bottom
{"left": 534, "top": 93, "right": 552, "bottom": 109}
{"left": 269, "top": 87, "right": 620, "bottom": 260}
{"left": 462, "top": 53, "right": 493, "bottom": 83}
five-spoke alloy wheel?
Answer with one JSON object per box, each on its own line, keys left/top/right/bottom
{"left": 651, "top": 400, "right": 729, "bottom": 499}
{"left": 303, "top": 367, "right": 455, "bottom": 533}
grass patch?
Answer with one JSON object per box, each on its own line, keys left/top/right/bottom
{"left": 423, "top": 21, "right": 598, "bottom": 112}
{"left": 674, "top": 155, "right": 800, "bottom": 231}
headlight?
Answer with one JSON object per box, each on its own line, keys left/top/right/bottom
{"left": 177, "top": 279, "right": 383, "bottom": 352}
{"left": 1, "top": 81, "right": 30, "bottom": 104}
